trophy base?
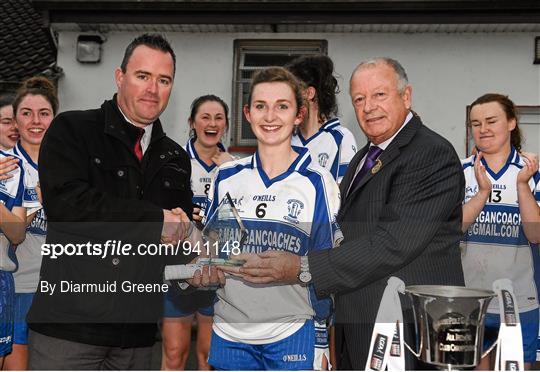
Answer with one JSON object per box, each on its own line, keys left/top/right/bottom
{"left": 433, "top": 364, "right": 474, "bottom": 371}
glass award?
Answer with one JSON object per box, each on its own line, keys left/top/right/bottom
{"left": 201, "top": 192, "right": 247, "bottom": 263}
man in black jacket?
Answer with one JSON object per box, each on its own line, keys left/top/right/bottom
{"left": 27, "top": 34, "right": 196, "bottom": 369}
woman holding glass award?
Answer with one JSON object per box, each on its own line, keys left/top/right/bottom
{"left": 202, "top": 67, "right": 341, "bottom": 370}
{"left": 161, "top": 95, "right": 235, "bottom": 370}
{"left": 461, "top": 93, "right": 540, "bottom": 369}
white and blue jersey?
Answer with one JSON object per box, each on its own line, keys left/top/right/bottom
{"left": 185, "top": 138, "right": 226, "bottom": 208}
{"left": 0, "top": 150, "right": 24, "bottom": 213}
{"left": 11, "top": 143, "right": 40, "bottom": 212}
{"left": 204, "top": 146, "right": 342, "bottom": 345}
{"left": 461, "top": 148, "right": 540, "bottom": 314}
{"left": 11, "top": 142, "right": 46, "bottom": 293}
{"left": 0, "top": 150, "right": 24, "bottom": 356}
{"left": 291, "top": 118, "right": 357, "bottom": 183}
{"left": 0, "top": 149, "right": 25, "bottom": 265}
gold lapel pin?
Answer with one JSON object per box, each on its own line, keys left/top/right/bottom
{"left": 371, "top": 159, "right": 382, "bottom": 174}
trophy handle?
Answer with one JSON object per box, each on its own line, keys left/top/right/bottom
{"left": 481, "top": 338, "right": 498, "bottom": 359}
{"left": 404, "top": 339, "right": 422, "bottom": 359}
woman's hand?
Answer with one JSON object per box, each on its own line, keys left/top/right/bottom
{"left": 517, "top": 152, "right": 538, "bottom": 185}
{"left": 474, "top": 152, "right": 491, "bottom": 197}
{"left": 0, "top": 156, "right": 19, "bottom": 181}
{"left": 212, "top": 151, "right": 235, "bottom": 166}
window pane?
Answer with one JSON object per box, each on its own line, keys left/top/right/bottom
{"left": 243, "top": 54, "right": 302, "bottom": 67}
{"left": 233, "top": 39, "right": 327, "bottom": 146}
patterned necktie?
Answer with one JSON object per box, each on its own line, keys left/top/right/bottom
{"left": 347, "top": 145, "right": 383, "bottom": 197}
{"left": 134, "top": 128, "right": 144, "bottom": 162}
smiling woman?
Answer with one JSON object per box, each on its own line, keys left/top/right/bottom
{"left": 202, "top": 67, "right": 342, "bottom": 371}
{"left": 3, "top": 76, "right": 58, "bottom": 370}
{"left": 0, "top": 94, "right": 18, "bottom": 151}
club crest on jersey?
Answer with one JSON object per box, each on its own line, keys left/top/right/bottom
{"left": 318, "top": 153, "right": 330, "bottom": 168}
{"left": 284, "top": 199, "right": 304, "bottom": 224}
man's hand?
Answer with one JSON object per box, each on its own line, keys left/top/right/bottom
{"left": 0, "top": 156, "right": 19, "bottom": 181}
{"left": 161, "top": 208, "right": 191, "bottom": 244}
{"left": 219, "top": 250, "right": 301, "bottom": 285}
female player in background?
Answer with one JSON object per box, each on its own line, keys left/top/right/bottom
{"left": 461, "top": 93, "right": 540, "bottom": 370}
{"left": 0, "top": 94, "right": 18, "bottom": 151}
{"left": 287, "top": 55, "right": 357, "bottom": 184}
{"left": 4, "top": 76, "right": 58, "bottom": 370}
{"left": 0, "top": 92, "right": 25, "bottom": 368}
{"left": 161, "top": 95, "right": 234, "bottom": 370}
{"left": 205, "top": 67, "right": 341, "bottom": 370}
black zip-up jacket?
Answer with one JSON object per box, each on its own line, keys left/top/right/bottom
{"left": 28, "top": 96, "right": 196, "bottom": 347}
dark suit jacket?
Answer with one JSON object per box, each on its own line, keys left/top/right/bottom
{"left": 309, "top": 114, "right": 465, "bottom": 369}
{"left": 28, "top": 97, "right": 196, "bottom": 347}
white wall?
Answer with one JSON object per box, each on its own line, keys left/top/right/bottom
{"left": 57, "top": 31, "right": 540, "bottom": 157}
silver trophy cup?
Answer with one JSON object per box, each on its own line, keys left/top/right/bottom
{"left": 405, "top": 285, "right": 496, "bottom": 370}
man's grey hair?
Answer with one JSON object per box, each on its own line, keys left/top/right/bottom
{"left": 350, "top": 57, "right": 409, "bottom": 93}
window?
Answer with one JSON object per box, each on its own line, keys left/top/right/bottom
{"left": 466, "top": 105, "right": 540, "bottom": 155}
{"left": 231, "top": 39, "right": 327, "bottom": 149}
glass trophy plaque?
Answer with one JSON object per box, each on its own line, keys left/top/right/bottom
{"left": 201, "top": 192, "right": 247, "bottom": 262}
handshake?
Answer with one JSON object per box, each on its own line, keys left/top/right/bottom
{"left": 161, "top": 207, "right": 194, "bottom": 244}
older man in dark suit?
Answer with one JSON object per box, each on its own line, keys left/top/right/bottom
{"left": 222, "top": 57, "right": 465, "bottom": 369}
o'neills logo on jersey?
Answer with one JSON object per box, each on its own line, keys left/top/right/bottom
{"left": 252, "top": 195, "right": 276, "bottom": 202}
{"left": 369, "top": 334, "right": 388, "bottom": 371}
{"left": 284, "top": 199, "right": 304, "bottom": 224}
{"left": 318, "top": 153, "right": 330, "bottom": 167}
{"left": 502, "top": 290, "right": 517, "bottom": 326}
{"left": 282, "top": 354, "right": 307, "bottom": 363}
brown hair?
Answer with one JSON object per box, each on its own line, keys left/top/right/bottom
{"left": 13, "top": 76, "right": 58, "bottom": 115}
{"left": 247, "top": 67, "right": 304, "bottom": 115}
{"left": 286, "top": 55, "right": 339, "bottom": 122}
{"left": 469, "top": 93, "right": 522, "bottom": 152}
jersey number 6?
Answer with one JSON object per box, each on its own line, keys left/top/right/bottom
{"left": 256, "top": 203, "right": 267, "bottom": 218}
